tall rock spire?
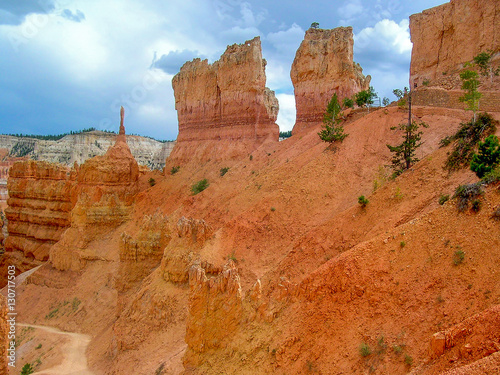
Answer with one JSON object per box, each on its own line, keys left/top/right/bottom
{"left": 117, "top": 106, "right": 126, "bottom": 143}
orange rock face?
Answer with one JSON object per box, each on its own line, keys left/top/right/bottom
{"left": 185, "top": 261, "right": 242, "bottom": 365}
{"left": 169, "top": 37, "right": 279, "bottom": 162}
{"left": 4, "top": 160, "right": 75, "bottom": 261}
{"left": 291, "top": 27, "right": 370, "bottom": 133}
{"left": 410, "top": 0, "right": 500, "bottom": 88}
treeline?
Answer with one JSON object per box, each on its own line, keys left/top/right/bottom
{"left": 279, "top": 130, "right": 292, "bottom": 139}
{"left": 3, "top": 127, "right": 114, "bottom": 141}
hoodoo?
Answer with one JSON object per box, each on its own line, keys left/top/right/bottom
{"left": 169, "top": 37, "right": 279, "bottom": 163}
{"left": 50, "top": 108, "right": 140, "bottom": 271}
{"left": 291, "top": 26, "right": 370, "bottom": 134}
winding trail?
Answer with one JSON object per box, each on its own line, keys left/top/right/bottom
{"left": 18, "top": 323, "right": 94, "bottom": 375}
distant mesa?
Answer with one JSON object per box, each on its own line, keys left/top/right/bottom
{"left": 291, "top": 26, "right": 371, "bottom": 134}
{"left": 168, "top": 36, "right": 279, "bottom": 163}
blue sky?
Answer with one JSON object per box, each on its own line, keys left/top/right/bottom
{"left": 0, "top": 0, "right": 447, "bottom": 140}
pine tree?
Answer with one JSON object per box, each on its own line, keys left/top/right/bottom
{"left": 470, "top": 135, "right": 500, "bottom": 178}
{"left": 318, "top": 93, "right": 348, "bottom": 143}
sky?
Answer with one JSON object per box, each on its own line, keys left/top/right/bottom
{"left": 0, "top": 0, "right": 447, "bottom": 140}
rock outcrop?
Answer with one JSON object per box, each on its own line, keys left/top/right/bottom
{"left": 169, "top": 37, "right": 279, "bottom": 162}
{"left": 184, "top": 261, "right": 242, "bottom": 366}
{"left": 290, "top": 27, "right": 370, "bottom": 133}
{"left": 410, "top": 0, "right": 500, "bottom": 89}
{"left": 4, "top": 160, "right": 75, "bottom": 261}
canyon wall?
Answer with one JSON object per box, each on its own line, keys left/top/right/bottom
{"left": 291, "top": 27, "right": 370, "bottom": 133}
{"left": 4, "top": 161, "right": 75, "bottom": 261}
{"left": 410, "top": 0, "right": 500, "bottom": 89}
{"left": 0, "top": 132, "right": 174, "bottom": 171}
{"left": 169, "top": 37, "right": 279, "bottom": 162}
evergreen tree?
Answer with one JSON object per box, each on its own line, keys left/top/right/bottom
{"left": 387, "top": 120, "right": 428, "bottom": 177}
{"left": 470, "top": 135, "right": 500, "bottom": 178}
{"left": 318, "top": 93, "right": 348, "bottom": 143}
{"left": 459, "top": 70, "right": 482, "bottom": 122}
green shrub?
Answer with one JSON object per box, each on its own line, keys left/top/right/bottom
{"left": 471, "top": 199, "right": 482, "bottom": 212}
{"left": 220, "top": 167, "right": 230, "bottom": 176}
{"left": 358, "top": 195, "right": 369, "bottom": 208}
{"left": 404, "top": 354, "right": 413, "bottom": 366}
{"left": 21, "top": 363, "right": 34, "bottom": 375}
{"left": 482, "top": 168, "right": 500, "bottom": 184}
{"left": 445, "top": 113, "right": 497, "bottom": 170}
{"left": 393, "top": 345, "right": 403, "bottom": 355}
{"left": 470, "top": 135, "right": 500, "bottom": 178}
{"left": 171, "top": 166, "right": 180, "bottom": 175}
{"left": 359, "top": 343, "right": 372, "bottom": 357}
{"left": 191, "top": 179, "right": 209, "bottom": 195}
{"left": 35, "top": 344, "right": 42, "bottom": 349}
{"left": 439, "top": 136, "right": 453, "bottom": 148}
{"left": 343, "top": 97, "right": 354, "bottom": 109}
{"left": 270, "top": 207, "right": 276, "bottom": 212}
{"left": 453, "top": 182, "right": 484, "bottom": 212}
{"left": 148, "top": 177, "right": 156, "bottom": 187}
{"left": 400, "top": 241, "right": 406, "bottom": 248}
{"left": 438, "top": 194, "right": 450, "bottom": 205}
{"left": 453, "top": 250, "right": 465, "bottom": 265}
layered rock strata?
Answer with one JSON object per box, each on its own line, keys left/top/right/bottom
{"left": 0, "top": 133, "right": 174, "bottom": 171}
{"left": 410, "top": 0, "right": 500, "bottom": 89}
{"left": 169, "top": 37, "right": 279, "bottom": 162}
{"left": 290, "top": 27, "right": 370, "bottom": 133}
{"left": 4, "top": 161, "right": 75, "bottom": 261}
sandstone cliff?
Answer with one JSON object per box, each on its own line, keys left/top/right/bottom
{"left": 290, "top": 27, "right": 370, "bottom": 133}
{"left": 4, "top": 160, "right": 75, "bottom": 261}
{"left": 169, "top": 37, "right": 279, "bottom": 162}
{"left": 0, "top": 132, "right": 174, "bottom": 171}
{"left": 410, "top": 0, "right": 500, "bottom": 89}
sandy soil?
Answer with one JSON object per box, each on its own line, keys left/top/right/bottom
{"left": 18, "top": 323, "right": 94, "bottom": 375}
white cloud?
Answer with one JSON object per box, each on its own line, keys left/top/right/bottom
{"left": 338, "top": 0, "right": 364, "bottom": 24}
{"left": 276, "top": 93, "right": 296, "bottom": 132}
{"left": 354, "top": 19, "right": 411, "bottom": 59}
{"left": 266, "top": 23, "right": 304, "bottom": 56}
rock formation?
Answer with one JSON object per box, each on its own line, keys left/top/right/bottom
{"left": 290, "top": 27, "right": 370, "bottom": 133}
{"left": 50, "top": 111, "right": 140, "bottom": 271}
{"left": 410, "top": 0, "right": 500, "bottom": 89}
{"left": 169, "top": 37, "right": 279, "bottom": 162}
{"left": 184, "top": 261, "right": 242, "bottom": 366}
{"left": 4, "top": 160, "right": 75, "bottom": 261}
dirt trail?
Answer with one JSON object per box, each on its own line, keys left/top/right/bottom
{"left": 18, "top": 323, "right": 94, "bottom": 375}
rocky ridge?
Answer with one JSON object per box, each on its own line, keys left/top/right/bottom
{"left": 291, "top": 26, "right": 370, "bottom": 133}
{"left": 0, "top": 132, "right": 174, "bottom": 171}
